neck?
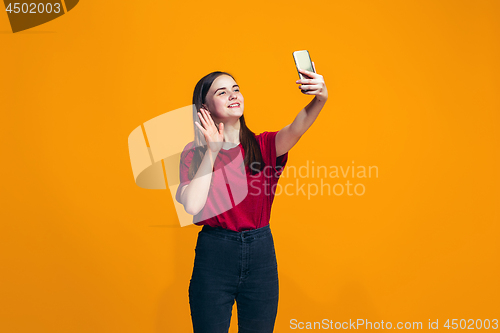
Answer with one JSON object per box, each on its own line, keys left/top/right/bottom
{"left": 217, "top": 118, "right": 241, "bottom": 144}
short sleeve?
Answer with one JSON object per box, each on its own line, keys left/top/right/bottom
{"left": 260, "top": 131, "right": 289, "bottom": 177}
{"left": 175, "top": 142, "right": 196, "bottom": 204}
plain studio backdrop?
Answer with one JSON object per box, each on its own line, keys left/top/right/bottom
{"left": 0, "top": 1, "right": 499, "bottom": 332}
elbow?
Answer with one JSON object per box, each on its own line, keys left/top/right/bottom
{"left": 184, "top": 202, "right": 202, "bottom": 216}
{"left": 180, "top": 185, "right": 205, "bottom": 216}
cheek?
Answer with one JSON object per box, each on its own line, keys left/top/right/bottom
{"left": 209, "top": 98, "right": 221, "bottom": 109}
{"left": 208, "top": 99, "right": 224, "bottom": 114}
{"left": 216, "top": 98, "right": 227, "bottom": 108}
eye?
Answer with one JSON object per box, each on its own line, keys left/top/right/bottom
{"left": 218, "top": 89, "right": 239, "bottom": 95}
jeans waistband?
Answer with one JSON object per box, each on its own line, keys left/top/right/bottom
{"left": 200, "top": 224, "right": 272, "bottom": 241}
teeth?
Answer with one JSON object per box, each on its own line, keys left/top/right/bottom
{"left": 229, "top": 104, "right": 239, "bottom": 107}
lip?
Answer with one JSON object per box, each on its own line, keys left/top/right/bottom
{"left": 227, "top": 103, "right": 240, "bottom": 108}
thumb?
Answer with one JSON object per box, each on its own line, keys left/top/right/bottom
{"left": 218, "top": 122, "right": 224, "bottom": 134}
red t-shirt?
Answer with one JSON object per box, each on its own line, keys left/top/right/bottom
{"left": 175, "top": 131, "right": 288, "bottom": 232}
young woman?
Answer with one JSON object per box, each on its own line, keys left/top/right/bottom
{"left": 176, "top": 65, "right": 327, "bottom": 333}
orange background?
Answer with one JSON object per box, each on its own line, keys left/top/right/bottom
{"left": 1, "top": 1, "right": 499, "bottom": 332}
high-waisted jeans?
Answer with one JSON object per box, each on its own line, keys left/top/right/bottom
{"left": 188, "top": 224, "right": 279, "bottom": 333}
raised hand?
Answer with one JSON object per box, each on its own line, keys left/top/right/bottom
{"left": 195, "top": 108, "right": 224, "bottom": 153}
{"left": 296, "top": 62, "right": 328, "bottom": 103}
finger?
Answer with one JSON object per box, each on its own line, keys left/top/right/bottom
{"left": 198, "top": 111, "right": 208, "bottom": 125}
{"left": 200, "top": 108, "right": 210, "bottom": 118}
{"left": 300, "top": 82, "right": 321, "bottom": 90}
{"left": 198, "top": 114, "right": 212, "bottom": 131}
{"left": 218, "top": 122, "right": 224, "bottom": 135}
{"left": 301, "top": 86, "right": 321, "bottom": 94}
{"left": 195, "top": 121, "right": 206, "bottom": 133}
{"left": 298, "top": 68, "right": 318, "bottom": 78}
{"left": 198, "top": 109, "right": 205, "bottom": 119}
{"left": 201, "top": 109, "right": 216, "bottom": 128}
{"left": 205, "top": 109, "right": 216, "bottom": 126}
{"left": 296, "top": 79, "right": 318, "bottom": 85}
{"left": 195, "top": 120, "right": 205, "bottom": 130}
{"left": 300, "top": 85, "right": 321, "bottom": 94}
{"left": 299, "top": 84, "right": 314, "bottom": 91}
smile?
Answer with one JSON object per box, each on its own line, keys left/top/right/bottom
{"left": 228, "top": 103, "right": 240, "bottom": 108}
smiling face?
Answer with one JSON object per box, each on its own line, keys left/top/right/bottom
{"left": 203, "top": 75, "right": 244, "bottom": 121}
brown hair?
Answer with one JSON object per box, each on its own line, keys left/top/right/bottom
{"left": 188, "top": 71, "right": 264, "bottom": 181}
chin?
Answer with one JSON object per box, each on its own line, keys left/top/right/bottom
{"left": 228, "top": 108, "right": 243, "bottom": 117}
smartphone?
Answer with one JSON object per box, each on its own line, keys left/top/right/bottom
{"left": 293, "top": 50, "right": 315, "bottom": 79}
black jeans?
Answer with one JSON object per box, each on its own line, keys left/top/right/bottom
{"left": 189, "top": 224, "right": 279, "bottom": 333}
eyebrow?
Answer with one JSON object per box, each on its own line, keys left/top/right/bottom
{"left": 214, "top": 85, "right": 239, "bottom": 95}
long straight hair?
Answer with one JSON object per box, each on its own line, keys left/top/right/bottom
{"left": 188, "top": 71, "right": 264, "bottom": 181}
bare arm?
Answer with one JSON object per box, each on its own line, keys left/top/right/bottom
{"left": 179, "top": 148, "right": 219, "bottom": 216}
{"left": 180, "top": 107, "right": 224, "bottom": 216}
{"left": 276, "top": 63, "right": 328, "bottom": 157}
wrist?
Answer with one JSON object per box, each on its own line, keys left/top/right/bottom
{"left": 207, "top": 148, "right": 220, "bottom": 157}
{"left": 314, "top": 95, "right": 328, "bottom": 104}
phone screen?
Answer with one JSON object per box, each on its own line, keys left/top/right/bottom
{"left": 293, "top": 50, "right": 315, "bottom": 79}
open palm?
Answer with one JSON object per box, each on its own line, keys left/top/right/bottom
{"left": 195, "top": 108, "right": 224, "bottom": 152}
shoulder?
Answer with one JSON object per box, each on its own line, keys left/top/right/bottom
{"left": 181, "top": 141, "right": 197, "bottom": 154}
{"left": 255, "top": 131, "right": 278, "bottom": 147}
{"left": 180, "top": 141, "right": 197, "bottom": 161}
{"left": 255, "top": 131, "right": 278, "bottom": 142}
{"left": 254, "top": 131, "right": 280, "bottom": 161}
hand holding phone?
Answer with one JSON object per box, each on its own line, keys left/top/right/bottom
{"left": 292, "top": 50, "right": 328, "bottom": 102}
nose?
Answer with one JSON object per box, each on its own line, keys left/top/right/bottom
{"left": 229, "top": 91, "right": 238, "bottom": 99}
